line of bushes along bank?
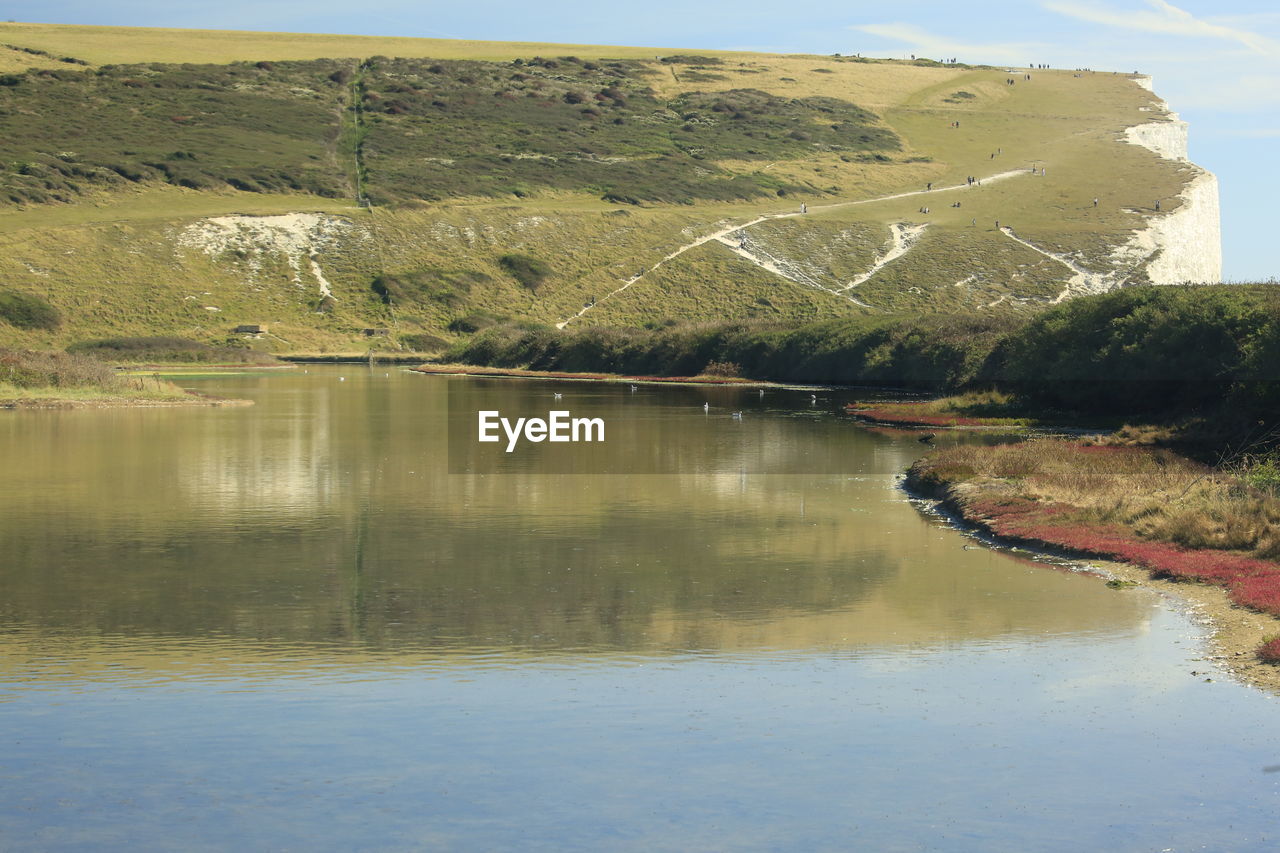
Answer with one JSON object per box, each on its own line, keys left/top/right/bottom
{"left": 448, "top": 285, "right": 1280, "bottom": 419}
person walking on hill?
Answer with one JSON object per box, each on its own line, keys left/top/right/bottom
{"left": 1093, "top": 197, "right": 1098, "bottom": 207}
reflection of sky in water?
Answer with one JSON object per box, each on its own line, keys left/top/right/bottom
{"left": 1, "top": 368, "right": 1279, "bottom": 850}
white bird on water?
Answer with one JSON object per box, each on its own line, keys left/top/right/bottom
{"left": 732, "top": 411, "right": 743, "bottom": 420}
{"left": 554, "top": 392, "right": 563, "bottom": 399}
{"left": 758, "top": 389, "right": 765, "bottom": 397}
{"left": 703, "top": 402, "right": 710, "bottom": 411}
{"left": 630, "top": 385, "right": 638, "bottom": 392}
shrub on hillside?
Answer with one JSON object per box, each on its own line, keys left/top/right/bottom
{"left": 68, "top": 336, "right": 276, "bottom": 363}
{"left": 498, "top": 254, "right": 551, "bottom": 292}
{"left": 0, "top": 349, "right": 118, "bottom": 389}
{"left": 371, "top": 268, "right": 488, "bottom": 307}
{"left": 447, "top": 310, "right": 507, "bottom": 333}
{"left": 0, "top": 290, "right": 60, "bottom": 330}
{"left": 401, "top": 332, "right": 449, "bottom": 352}
{"left": 448, "top": 287, "right": 1280, "bottom": 418}
{"left": 983, "top": 286, "right": 1280, "bottom": 414}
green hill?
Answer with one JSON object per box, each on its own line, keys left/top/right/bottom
{"left": 0, "top": 22, "right": 1220, "bottom": 353}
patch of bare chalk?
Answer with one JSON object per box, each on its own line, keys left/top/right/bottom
{"left": 177, "top": 213, "right": 363, "bottom": 302}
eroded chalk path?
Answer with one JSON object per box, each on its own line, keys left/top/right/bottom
{"left": 997, "top": 225, "right": 1113, "bottom": 303}
{"left": 557, "top": 169, "right": 1028, "bottom": 327}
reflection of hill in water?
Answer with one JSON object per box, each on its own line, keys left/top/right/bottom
{"left": 0, "top": 371, "right": 1150, "bottom": 676}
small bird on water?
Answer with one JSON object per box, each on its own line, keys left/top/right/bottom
{"left": 704, "top": 402, "right": 710, "bottom": 411}
{"left": 554, "top": 392, "right": 562, "bottom": 399}
{"left": 918, "top": 433, "right": 936, "bottom": 443}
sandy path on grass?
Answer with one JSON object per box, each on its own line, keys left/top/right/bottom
{"left": 997, "top": 225, "right": 1113, "bottom": 303}
{"left": 558, "top": 168, "right": 1028, "bottom": 328}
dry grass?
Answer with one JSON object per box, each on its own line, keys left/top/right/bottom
{"left": 847, "top": 390, "right": 1035, "bottom": 427}
{"left": 0, "top": 22, "right": 686, "bottom": 65}
{"left": 0, "top": 349, "right": 188, "bottom": 400}
{"left": 926, "top": 440, "right": 1280, "bottom": 560}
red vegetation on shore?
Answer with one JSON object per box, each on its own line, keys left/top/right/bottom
{"left": 910, "top": 437, "right": 1280, "bottom": 663}
{"left": 967, "top": 495, "right": 1280, "bottom": 619}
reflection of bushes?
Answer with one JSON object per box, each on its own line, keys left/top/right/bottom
{"left": 0, "top": 290, "right": 60, "bottom": 330}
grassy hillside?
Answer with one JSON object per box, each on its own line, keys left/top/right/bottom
{"left": 0, "top": 22, "right": 1202, "bottom": 353}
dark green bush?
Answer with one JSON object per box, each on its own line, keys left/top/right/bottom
{"left": 983, "top": 286, "right": 1280, "bottom": 413}
{"left": 0, "top": 290, "right": 60, "bottom": 330}
{"left": 401, "top": 332, "right": 449, "bottom": 352}
{"left": 447, "top": 310, "right": 507, "bottom": 334}
{"left": 371, "top": 268, "right": 489, "bottom": 307}
{"left": 447, "top": 286, "right": 1280, "bottom": 420}
{"left": 68, "top": 336, "right": 276, "bottom": 363}
{"left": 498, "top": 254, "right": 551, "bottom": 292}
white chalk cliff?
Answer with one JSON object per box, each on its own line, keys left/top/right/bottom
{"left": 1119, "top": 77, "right": 1223, "bottom": 284}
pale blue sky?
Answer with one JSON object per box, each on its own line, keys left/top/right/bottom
{"left": 7, "top": 1, "right": 1278, "bottom": 279}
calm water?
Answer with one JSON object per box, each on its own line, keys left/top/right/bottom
{"left": 1, "top": 367, "right": 1277, "bottom": 851}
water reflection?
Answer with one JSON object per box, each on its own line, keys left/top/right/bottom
{"left": 0, "top": 369, "right": 1148, "bottom": 681}
{"left": 5, "top": 369, "right": 1280, "bottom": 853}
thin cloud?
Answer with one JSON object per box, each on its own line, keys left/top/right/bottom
{"left": 851, "top": 23, "right": 1045, "bottom": 65}
{"left": 1043, "top": 0, "right": 1279, "bottom": 55}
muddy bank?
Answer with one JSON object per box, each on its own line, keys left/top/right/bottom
{"left": 1, "top": 393, "right": 252, "bottom": 410}
{"left": 281, "top": 354, "right": 428, "bottom": 364}
{"left": 412, "top": 363, "right": 773, "bottom": 385}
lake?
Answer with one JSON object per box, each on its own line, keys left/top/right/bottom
{"left": 1, "top": 367, "right": 1277, "bottom": 851}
